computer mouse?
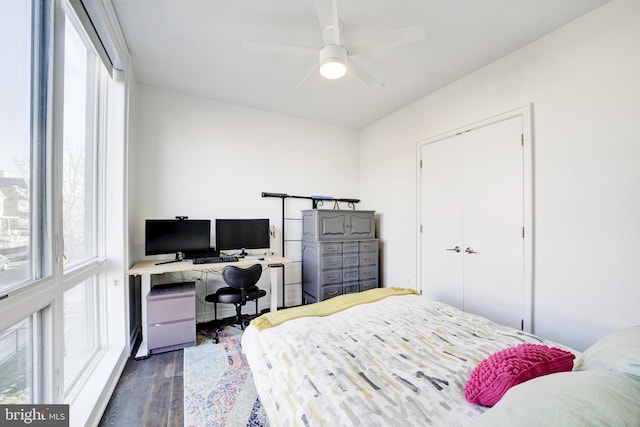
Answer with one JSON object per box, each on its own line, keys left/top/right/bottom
{"left": 258, "top": 257, "right": 265, "bottom": 261}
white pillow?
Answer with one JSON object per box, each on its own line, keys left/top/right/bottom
{"left": 572, "top": 325, "right": 640, "bottom": 378}
{"left": 472, "top": 370, "right": 640, "bottom": 427}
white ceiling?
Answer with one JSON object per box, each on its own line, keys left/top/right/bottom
{"left": 111, "top": 0, "right": 608, "bottom": 129}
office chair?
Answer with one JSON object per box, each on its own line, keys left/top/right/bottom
{"left": 205, "top": 263, "right": 266, "bottom": 343}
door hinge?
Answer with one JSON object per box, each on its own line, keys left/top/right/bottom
{"left": 420, "top": 159, "right": 423, "bottom": 168}
{"left": 521, "top": 134, "right": 524, "bottom": 146}
{"left": 521, "top": 319, "right": 524, "bottom": 331}
{"left": 420, "top": 224, "right": 423, "bottom": 233}
{"left": 522, "top": 227, "right": 525, "bottom": 238}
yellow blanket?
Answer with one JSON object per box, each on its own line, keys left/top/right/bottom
{"left": 250, "top": 287, "right": 419, "bottom": 331}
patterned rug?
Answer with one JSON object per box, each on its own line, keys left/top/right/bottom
{"left": 183, "top": 328, "right": 269, "bottom": 427}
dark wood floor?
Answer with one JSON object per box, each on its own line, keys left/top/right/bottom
{"left": 98, "top": 349, "right": 184, "bottom": 427}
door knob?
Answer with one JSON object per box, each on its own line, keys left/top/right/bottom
{"left": 465, "top": 247, "right": 477, "bottom": 254}
{"left": 446, "top": 246, "right": 461, "bottom": 253}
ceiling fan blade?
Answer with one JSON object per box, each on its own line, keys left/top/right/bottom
{"left": 244, "top": 40, "right": 317, "bottom": 56}
{"left": 295, "top": 62, "right": 320, "bottom": 91}
{"left": 348, "top": 58, "right": 375, "bottom": 87}
{"left": 347, "top": 25, "right": 426, "bottom": 56}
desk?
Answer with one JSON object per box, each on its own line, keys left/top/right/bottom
{"left": 128, "top": 255, "right": 290, "bottom": 358}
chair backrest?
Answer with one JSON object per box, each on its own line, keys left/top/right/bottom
{"left": 221, "top": 264, "right": 263, "bottom": 305}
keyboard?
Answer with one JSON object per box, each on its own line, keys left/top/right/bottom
{"left": 192, "top": 256, "right": 239, "bottom": 264}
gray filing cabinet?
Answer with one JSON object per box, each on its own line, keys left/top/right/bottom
{"left": 301, "top": 209, "right": 379, "bottom": 304}
{"left": 146, "top": 282, "right": 196, "bottom": 354}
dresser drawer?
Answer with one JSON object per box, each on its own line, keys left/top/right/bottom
{"left": 343, "top": 283, "right": 359, "bottom": 294}
{"left": 322, "top": 285, "right": 343, "bottom": 300}
{"left": 343, "top": 242, "right": 359, "bottom": 253}
{"left": 359, "top": 280, "right": 378, "bottom": 292}
{"left": 321, "top": 270, "right": 342, "bottom": 285}
{"left": 343, "top": 253, "right": 359, "bottom": 268}
{"left": 320, "top": 242, "right": 342, "bottom": 255}
{"left": 321, "top": 254, "right": 342, "bottom": 270}
{"left": 359, "top": 253, "right": 376, "bottom": 266}
{"left": 359, "top": 266, "right": 378, "bottom": 281}
{"left": 147, "top": 320, "right": 195, "bottom": 351}
{"left": 343, "top": 267, "right": 359, "bottom": 282}
{"left": 359, "top": 240, "right": 378, "bottom": 253}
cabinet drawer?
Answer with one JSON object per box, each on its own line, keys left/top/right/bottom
{"left": 343, "top": 283, "right": 359, "bottom": 294}
{"left": 359, "top": 240, "right": 378, "bottom": 253}
{"left": 343, "top": 268, "right": 359, "bottom": 282}
{"left": 359, "top": 253, "right": 376, "bottom": 266}
{"left": 321, "top": 270, "right": 342, "bottom": 285}
{"left": 343, "top": 242, "right": 359, "bottom": 253}
{"left": 322, "top": 285, "right": 342, "bottom": 300}
{"left": 147, "top": 320, "right": 195, "bottom": 350}
{"left": 320, "top": 242, "right": 342, "bottom": 255}
{"left": 343, "top": 253, "right": 359, "bottom": 268}
{"left": 359, "top": 280, "right": 378, "bottom": 292}
{"left": 147, "top": 296, "right": 195, "bottom": 324}
{"left": 321, "top": 254, "right": 342, "bottom": 270}
{"left": 359, "top": 266, "right": 378, "bottom": 281}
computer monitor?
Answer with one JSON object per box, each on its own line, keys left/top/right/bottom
{"left": 215, "top": 218, "right": 270, "bottom": 256}
{"left": 145, "top": 219, "right": 211, "bottom": 264}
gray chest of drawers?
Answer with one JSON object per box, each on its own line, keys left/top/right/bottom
{"left": 301, "top": 209, "right": 379, "bottom": 304}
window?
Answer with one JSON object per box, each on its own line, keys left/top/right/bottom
{"left": 0, "top": 311, "right": 48, "bottom": 404}
{"left": 0, "top": 0, "right": 43, "bottom": 295}
{"left": 61, "top": 10, "right": 104, "bottom": 395}
{"left": 63, "top": 14, "right": 97, "bottom": 268}
{"left": 0, "top": 0, "right": 51, "bottom": 406}
{"left": 0, "top": 0, "right": 127, "bottom": 421}
{"left": 63, "top": 279, "right": 97, "bottom": 388}
{"left": 0, "top": 317, "right": 32, "bottom": 403}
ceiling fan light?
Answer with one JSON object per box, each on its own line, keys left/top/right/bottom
{"left": 319, "top": 60, "right": 347, "bottom": 79}
{"left": 318, "top": 44, "right": 348, "bottom": 80}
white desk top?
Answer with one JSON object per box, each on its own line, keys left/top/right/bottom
{"left": 128, "top": 255, "right": 291, "bottom": 276}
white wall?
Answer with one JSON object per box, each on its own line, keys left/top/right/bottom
{"left": 359, "top": 0, "right": 640, "bottom": 351}
{"left": 130, "top": 86, "right": 359, "bottom": 318}
{"left": 131, "top": 85, "right": 359, "bottom": 258}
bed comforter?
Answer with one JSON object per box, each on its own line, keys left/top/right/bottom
{"left": 241, "top": 293, "right": 574, "bottom": 426}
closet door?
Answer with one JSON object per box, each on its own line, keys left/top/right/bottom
{"left": 419, "top": 133, "right": 465, "bottom": 308}
{"left": 419, "top": 116, "right": 525, "bottom": 330}
{"left": 461, "top": 117, "right": 523, "bottom": 329}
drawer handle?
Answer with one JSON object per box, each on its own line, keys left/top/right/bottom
{"left": 363, "top": 257, "right": 372, "bottom": 263}
{"left": 327, "top": 275, "right": 339, "bottom": 281}
{"left": 327, "top": 247, "right": 339, "bottom": 252}
{"left": 363, "top": 244, "right": 372, "bottom": 250}
{"left": 326, "top": 260, "right": 339, "bottom": 265}
{"left": 362, "top": 272, "right": 372, "bottom": 277}
{"left": 326, "top": 289, "right": 340, "bottom": 296}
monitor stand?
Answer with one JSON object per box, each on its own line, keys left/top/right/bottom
{"left": 238, "top": 249, "right": 248, "bottom": 258}
{"left": 155, "top": 252, "right": 184, "bottom": 265}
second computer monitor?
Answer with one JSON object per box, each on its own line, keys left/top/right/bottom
{"left": 215, "top": 218, "right": 270, "bottom": 255}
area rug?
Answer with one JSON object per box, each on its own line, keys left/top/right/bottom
{"left": 183, "top": 328, "right": 269, "bottom": 427}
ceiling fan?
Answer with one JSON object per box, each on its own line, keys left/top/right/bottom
{"left": 244, "top": 0, "right": 426, "bottom": 88}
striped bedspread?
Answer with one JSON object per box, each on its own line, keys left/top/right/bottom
{"left": 241, "top": 294, "right": 569, "bottom": 426}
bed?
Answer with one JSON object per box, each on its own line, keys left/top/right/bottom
{"left": 241, "top": 288, "right": 640, "bottom": 427}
